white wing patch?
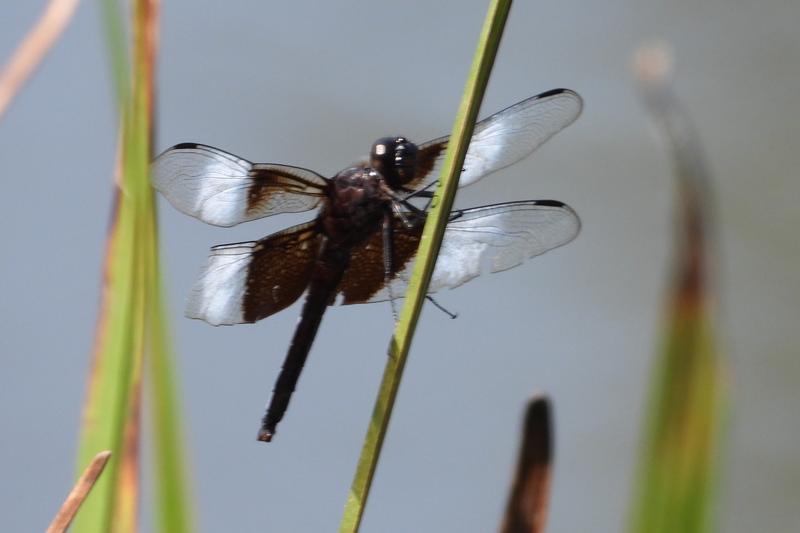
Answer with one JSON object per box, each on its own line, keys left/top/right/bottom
{"left": 152, "top": 144, "right": 257, "bottom": 227}
{"left": 417, "top": 89, "right": 583, "bottom": 189}
{"left": 430, "top": 201, "right": 580, "bottom": 290}
{"left": 152, "top": 144, "right": 326, "bottom": 227}
{"left": 186, "top": 242, "right": 255, "bottom": 325}
{"left": 460, "top": 90, "right": 583, "bottom": 186}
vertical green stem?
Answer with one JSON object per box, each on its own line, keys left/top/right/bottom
{"left": 339, "top": 1, "right": 513, "bottom": 531}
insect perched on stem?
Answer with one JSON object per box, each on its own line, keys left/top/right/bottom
{"left": 153, "top": 88, "right": 583, "bottom": 442}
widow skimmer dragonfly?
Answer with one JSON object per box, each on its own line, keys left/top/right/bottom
{"left": 153, "top": 88, "right": 583, "bottom": 442}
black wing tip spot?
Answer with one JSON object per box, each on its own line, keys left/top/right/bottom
{"left": 209, "top": 241, "right": 259, "bottom": 252}
{"left": 172, "top": 142, "right": 203, "bottom": 150}
{"left": 154, "top": 142, "right": 202, "bottom": 159}
{"left": 538, "top": 88, "right": 568, "bottom": 98}
{"left": 533, "top": 199, "right": 567, "bottom": 208}
{"left": 537, "top": 88, "right": 583, "bottom": 109}
{"left": 537, "top": 87, "right": 580, "bottom": 99}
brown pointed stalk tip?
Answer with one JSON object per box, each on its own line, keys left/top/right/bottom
{"left": 500, "top": 395, "right": 553, "bottom": 533}
{"left": 0, "top": 0, "right": 81, "bottom": 120}
{"left": 47, "top": 451, "right": 112, "bottom": 533}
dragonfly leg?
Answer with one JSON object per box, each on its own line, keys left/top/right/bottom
{"left": 401, "top": 181, "right": 437, "bottom": 207}
{"left": 426, "top": 295, "right": 458, "bottom": 319}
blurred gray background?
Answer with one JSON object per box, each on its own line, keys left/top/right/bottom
{"left": 1, "top": 1, "right": 798, "bottom": 531}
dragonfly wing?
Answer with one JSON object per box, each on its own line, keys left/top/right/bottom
{"left": 152, "top": 143, "right": 328, "bottom": 227}
{"left": 407, "top": 89, "right": 583, "bottom": 190}
{"left": 338, "top": 200, "right": 580, "bottom": 304}
{"left": 186, "top": 220, "right": 322, "bottom": 325}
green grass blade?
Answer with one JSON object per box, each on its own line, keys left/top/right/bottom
{"left": 73, "top": 114, "right": 143, "bottom": 531}
{"left": 134, "top": 1, "right": 193, "bottom": 530}
{"left": 75, "top": 1, "right": 192, "bottom": 531}
{"left": 627, "top": 45, "right": 728, "bottom": 533}
{"left": 97, "top": 0, "right": 129, "bottom": 108}
{"left": 147, "top": 269, "right": 195, "bottom": 533}
{"left": 339, "top": 1, "right": 513, "bottom": 531}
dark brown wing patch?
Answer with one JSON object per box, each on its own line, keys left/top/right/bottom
{"left": 242, "top": 222, "right": 323, "bottom": 323}
{"left": 404, "top": 137, "right": 447, "bottom": 191}
{"left": 337, "top": 218, "right": 425, "bottom": 304}
{"left": 246, "top": 164, "right": 329, "bottom": 219}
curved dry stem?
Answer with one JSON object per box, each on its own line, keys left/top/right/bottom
{"left": 47, "top": 451, "right": 112, "bottom": 533}
{"left": 0, "top": 0, "right": 80, "bottom": 120}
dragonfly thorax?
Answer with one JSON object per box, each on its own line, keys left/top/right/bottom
{"left": 324, "top": 167, "right": 388, "bottom": 246}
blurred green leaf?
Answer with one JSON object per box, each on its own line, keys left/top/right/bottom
{"left": 74, "top": 1, "right": 192, "bottom": 531}
{"left": 148, "top": 271, "right": 194, "bottom": 533}
{"left": 628, "top": 45, "right": 728, "bottom": 533}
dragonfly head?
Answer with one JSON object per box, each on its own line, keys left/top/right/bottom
{"left": 370, "top": 136, "right": 419, "bottom": 187}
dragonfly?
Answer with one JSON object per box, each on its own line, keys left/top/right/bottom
{"left": 152, "top": 88, "right": 583, "bottom": 442}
